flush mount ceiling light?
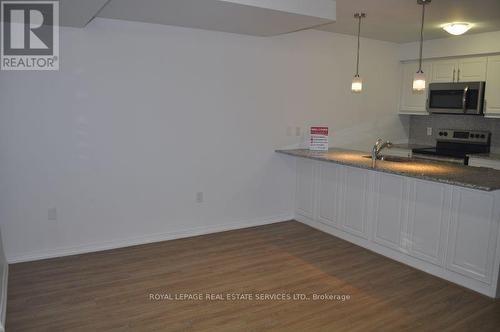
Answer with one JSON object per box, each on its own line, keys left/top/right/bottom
{"left": 443, "top": 22, "right": 472, "bottom": 35}
{"left": 351, "top": 12, "right": 366, "bottom": 93}
{"left": 413, "top": 0, "right": 431, "bottom": 92}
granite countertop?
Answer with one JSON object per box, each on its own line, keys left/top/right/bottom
{"left": 468, "top": 153, "right": 500, "bottom": 161}
{"left": 276, "top": 148, "right": 500, "bottom": 192}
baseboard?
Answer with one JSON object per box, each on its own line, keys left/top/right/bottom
{"left": 0, "top": 262, "right": 7, "bottom": 332}
{"left": 8, "top": 214, "right": 293, "bottom": 263}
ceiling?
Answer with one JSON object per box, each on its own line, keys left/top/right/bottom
{"left": 317, "top": 0, "right": 500, "bottom": 43}
{"left": 96, "top": 0, "right": 335, "bottom": 36}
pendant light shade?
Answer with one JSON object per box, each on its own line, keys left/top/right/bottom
{"left": 352, "top": 75, "right": 363, "bottom": 93}
{"left": 352, "top": 13, "right": 366, "bottom": 93}
{"left": 412, "top": 71, "right": 426, "bottom": 91}
{"left": 412, "top": 0, "right": 431, "bottom": 93}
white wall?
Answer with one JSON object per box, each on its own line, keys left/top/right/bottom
{"left": 0, "top": 18, "right": 407, "bottom": 262}
{"left": 400, "top": 30, "right": 500, "bottom": 61}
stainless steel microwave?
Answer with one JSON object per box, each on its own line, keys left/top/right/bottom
{"left": 427, "top": 82, "right": 486, "bottom": 115}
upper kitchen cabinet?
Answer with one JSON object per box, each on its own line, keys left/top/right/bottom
{"left": 485, "top": 55, "right": 500, "bottom": 117}
{"left": 431, "top": 57, "right": 487, "bottom": 83}
{"left": 399, "top": 61, "right": 432, "bottom": 115}
{"left": 458, "top": 57, "right": 488, "bottom": 82}
{"left": 431, "top": 59, "right": 457, "bottom": 83}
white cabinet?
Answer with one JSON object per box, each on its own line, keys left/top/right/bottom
{"left": 293, "top": 158, "right": 500, "bottom": 297}
{"left": 372, "top": 173, "right": 408, "bottom": 251}
{"left": 447, "top": 188, "right": 498, "bottom": 283}
{"left": 407, "top": 180, "right": 450, "bottom": 266}
{"left": 431, "top": 59, "right": 458, "bottom": 83}
{"left": 296, "top": 158, "right": 315, "bottom": 219}
{"left": 458, "top": 57, "right": 487, "bottom": 81}
{"left": 485, "top": 55, "right": 500, "bottom": 117}
{"left": 339, "top": 166, "right": 369, "bottom": 239}
{"left": 317, "top": 162, "right": 341, "bottom": 227}
{"left": 399, "top": 61, "right": 432, "bottom": 115}
{"left": 431, "top": 57, "right": 487, "bottom": 83}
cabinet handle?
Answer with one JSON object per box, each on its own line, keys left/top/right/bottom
{"left": 453, "top": 69, "right": 456, "bottom": 82}
{"left": 457, "top": 69, "right": 461, "bottom": 82}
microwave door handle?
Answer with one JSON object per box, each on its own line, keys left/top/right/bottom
{"left": 462, "top": 86, "right": 469, "bottom": 113}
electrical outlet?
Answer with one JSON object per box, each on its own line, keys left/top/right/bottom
{"left": 196, "top": 192, "right": 204, "bottom": 203}
{"left": 48, "top": 207, "right": 57, "bottom": 221}
{"left": 427, "top": 127, "right": 433, "bottom": 136}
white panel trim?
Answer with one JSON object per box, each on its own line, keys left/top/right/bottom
{"left": 447, "top": 188, "right": 497, "bottom": 284}
{"left": 7, "top": 214, "right": 293, "bottom": 263}
{"left": 407, "top": 180, "right": 449, "bottom": 266}
{"left": 372, "top": 173, "right": 407, "bottom": 252}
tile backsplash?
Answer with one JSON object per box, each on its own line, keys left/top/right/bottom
{"left": 408, "top": 114, "right": 500, "bottom": 152}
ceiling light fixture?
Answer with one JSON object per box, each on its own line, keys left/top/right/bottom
{"left": 443, "top": 22, "right": 472, "bottom": 35}
{"left": 352, "top": 12, "right": 366, "bottom": 93}
{"left": 413, "top": 0, "right": 431, "bottom": 92}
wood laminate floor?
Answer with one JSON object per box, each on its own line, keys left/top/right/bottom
{"left": 6, "top": 221, "right": 500, "bottom": 331}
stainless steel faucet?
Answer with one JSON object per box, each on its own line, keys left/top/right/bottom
{"left": 371, "top": 139, "right": 393, "bottom": 167}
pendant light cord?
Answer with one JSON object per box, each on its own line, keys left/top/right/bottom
{"left": 355, "top": 15, "right": 362, "bottom": 77}
{"left": 418, "top": 3, "right": 426, "bottom": 73}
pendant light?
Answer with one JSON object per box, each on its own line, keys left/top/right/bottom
{"left": 352, "top": 12, "right": 366, "bottom": 93}
{"left": 413, "top": 0, "right": 431, "bottom": 92}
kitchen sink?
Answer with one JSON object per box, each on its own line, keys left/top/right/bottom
{"left": 362, "top": 155, "right": 413, "bottom": 163}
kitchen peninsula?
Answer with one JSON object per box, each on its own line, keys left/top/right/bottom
{"left": 277, "top": 148, "right": 500, "bottom": 298}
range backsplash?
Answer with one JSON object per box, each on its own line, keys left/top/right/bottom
{"left": 408, "top": 114, "right": 500, "bottom": 152}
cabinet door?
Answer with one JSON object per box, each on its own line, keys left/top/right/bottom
{"left": 457, "top": 57, "right": 487, "bottom": 82}
{"left": 446, "top": 188, "right": 498, "bottom": 283}
{"left": 296, "top": 158, "right": 315, "bottom": 219}
{"left": 372, "top": 173, "right": 408, "bottom": 252}
{"left": 431, "top": 59, "right": 457, "bottom": 83}
{"left": 485, "top": 55, "right": 500, "bottom": 117}
{"left": 339, "top": 166, "right": 369, "bottom": 239}
{"left": 317, "top": 162, "right": 341, "bottom": 227}
{"left": 399, "top": 61, "right": 432, "bottom": 115}
{"left": 407, "top": 180, "right": 450, "bottom": 266}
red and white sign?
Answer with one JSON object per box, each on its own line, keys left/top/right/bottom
{"left": 309, "top": 126, "right": 329, "bottom": 151}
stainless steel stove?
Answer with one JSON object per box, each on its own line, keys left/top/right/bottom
{"left": 412, "top": 129, "right": 491, "bottom": 165}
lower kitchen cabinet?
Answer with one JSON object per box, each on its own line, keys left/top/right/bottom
{"left": 294, "top": 158, "right": 500, "bottom": 298}
{"left": 447, "top": 188, "right": 498, "bottom": 283}
{"left": 372, "top": 173, "right": 408, "bottom": 251}
{"left": 340, "top": 166, "right": 369, "bottom": 239}
{"left": 316, "top": 162, "right": 340, "bottom": 227}
{"left": 295, "top": 158, "right": 315, "bottom": 219}
{"left": 407, "top": 180, "right": 450, "bottom": 266}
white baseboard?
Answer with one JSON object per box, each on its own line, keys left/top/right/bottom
{"left": 8, "top": 214, "right": 293, "bottom": 263}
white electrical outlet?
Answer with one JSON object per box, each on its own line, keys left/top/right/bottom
{"left": 48, "top": 207, "right": 57, "bottom": 221}
{"left": 196, "top": 192, "right": 204, "bottom": 203}
{"left": 427, "top": 127, "right": 433, "bottom": 136}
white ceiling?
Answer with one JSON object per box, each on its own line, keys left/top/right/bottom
{"left": 96, "top": 0, "right": 335, "bottom": 36}
{"left": 317, "top": 0, "right": 500, "bottom": 43}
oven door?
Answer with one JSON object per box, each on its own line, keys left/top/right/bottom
{"left": 427, "top": 82, "right": 485, "bottom": 115}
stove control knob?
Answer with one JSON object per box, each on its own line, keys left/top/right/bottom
{"left": 481, "top": 134, "right": 486, "bottom": 139}
{"left": 439, "top": 132, "right": 443, "bottom": 136}
{"left": 444, "top": 132, "right": 448, "bottom": 137}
